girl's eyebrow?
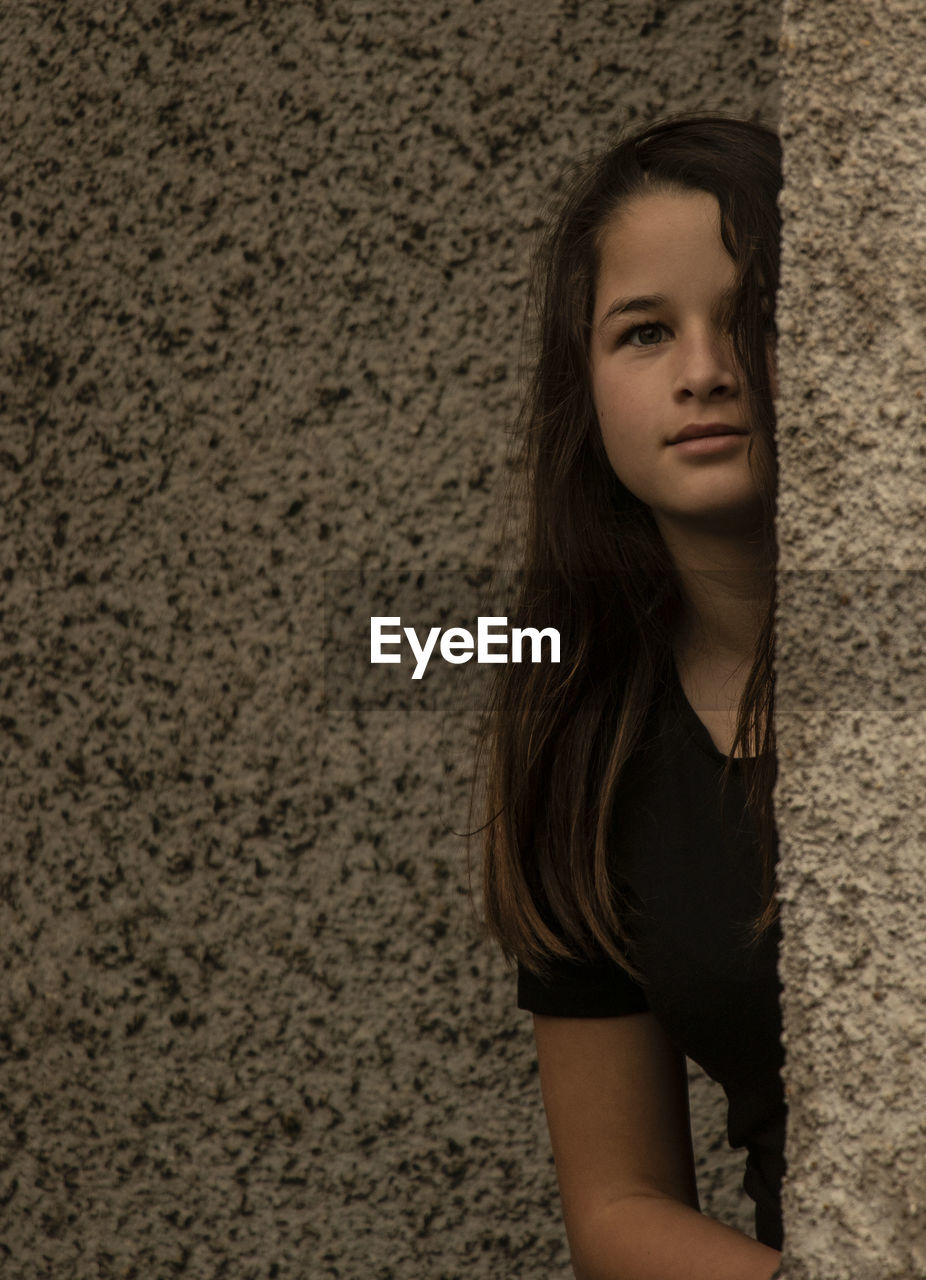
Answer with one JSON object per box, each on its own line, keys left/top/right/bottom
{"left": 597, "top": 294, "right": 667, "bottom": 331}
{"left": 596, "top": 285, "right": 739, "bottom": 334}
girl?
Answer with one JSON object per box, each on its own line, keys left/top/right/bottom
{"left": 481, "top": 115, "right": 785, "bottom": 1280}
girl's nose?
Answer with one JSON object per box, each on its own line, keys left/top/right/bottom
{"left": 674, "top": 330, "right": 739, "bottom": 401}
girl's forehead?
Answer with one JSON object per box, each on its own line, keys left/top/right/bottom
{"left": 593, "top": 189, "right": 733, "bottom": 302}
{"left": 599, "top": 187, "right": 721, "bottom": 254}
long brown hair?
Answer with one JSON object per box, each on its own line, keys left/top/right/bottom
{"left": 480, "top": 114, "right": 782, "bottom": 978}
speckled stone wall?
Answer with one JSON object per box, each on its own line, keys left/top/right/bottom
{"left": 775, "top": 4, "right": 926, "bottom": 1279}
{"left": 1, "top": 3, "right": 779, "bottom": 1277}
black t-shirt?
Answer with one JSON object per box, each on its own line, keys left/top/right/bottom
{"left": 517, "top": 665, "right": 785, "bottom": 1250}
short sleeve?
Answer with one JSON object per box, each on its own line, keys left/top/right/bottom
{"left": 517, "top": 949, "right": 649, "bottom": 1018}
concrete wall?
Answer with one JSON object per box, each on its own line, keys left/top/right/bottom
{"left": 775, "top": 4, "right": 926, "bottom": 1278}
{"left": 1, "top": 3, "right": 779, "bottom": 1277}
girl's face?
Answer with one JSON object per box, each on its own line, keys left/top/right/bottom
{"left": 588, "top": 187, "right": 763, "bottom": 539}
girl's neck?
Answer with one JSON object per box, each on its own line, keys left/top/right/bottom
{"left": 656, "top": 516, "right": 773, "bottom": 666}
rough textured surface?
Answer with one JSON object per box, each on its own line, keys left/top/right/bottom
{"left": 776, "top": 5, "right": 926, "bottom": 1278}
{"left": 1, "top": 3, "right": 779, "bottom": 1276}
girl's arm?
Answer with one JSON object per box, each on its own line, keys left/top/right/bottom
{"left": 533, "top": 1012, "right": 783, "bottom": 1280}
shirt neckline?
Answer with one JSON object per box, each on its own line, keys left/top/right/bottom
{"left": 667, "top": 660, "right": 754, "bottom": 765}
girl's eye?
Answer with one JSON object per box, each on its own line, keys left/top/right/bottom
{"left": 622, "top": 323, "right": 668, "bottom": 347}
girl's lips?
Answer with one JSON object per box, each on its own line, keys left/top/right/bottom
{"left": 670, "top": 432, "right": 748, "bottom": 455}
{"left": 671, "top": 422, "right": 747, "bottom": 444}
